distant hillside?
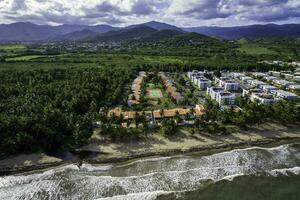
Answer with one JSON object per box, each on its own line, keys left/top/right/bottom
{"left": 56, "top": 29, "right": 98, "bottom": 41}
{"left": 1, "top": 21, "right": 299, "bottom": 42}
{"left": 184, "top": 24, "right": 300, "bottom": 39}
{"left": 87, "top": 26, "right": 158, "bottom": 42}
{"left": 128, "top": 21, "right": 183, "bottom": 32}
{"left": 0, "top": 22, "right": 118, "bottom": 42}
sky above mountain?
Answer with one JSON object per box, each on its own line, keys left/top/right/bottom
{"left": 0, "top": 0, "right": 299, "bottom": 27}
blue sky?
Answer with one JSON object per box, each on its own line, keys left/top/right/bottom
{"left": 0, "top": 0, "right": 299, "bottom": 27}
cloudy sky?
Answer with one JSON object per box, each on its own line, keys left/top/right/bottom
{"left": 0, "top": 0, "right": 299, "bottom": 27}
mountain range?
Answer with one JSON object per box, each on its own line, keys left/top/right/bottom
{"left": 0, "top": 21, "right": 299, "bottom": 42}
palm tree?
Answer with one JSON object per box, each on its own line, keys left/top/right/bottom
{"left": 160, "top": 108, "right": 165, "bottom": 119}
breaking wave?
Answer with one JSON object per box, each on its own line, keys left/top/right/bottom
{"left": 0, "top": 143, "right": 299, "bottom": 200}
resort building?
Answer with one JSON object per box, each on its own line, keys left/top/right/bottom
{"left": 207, "top": 87, "right": 224, "bottom": 100}
{"left": 247, "top": 79, "right": 267, "bottom": 88}
{"left": 252, "top": 72, "right": 266, "bottom": 78}
{"left": 288, "top": 85, "right": 300, "bottom": 91}
{"left": 272, "top": 79, "right": 293, "bottom": 87}
{"left": 269, "top": 71, "right": 281, "bottom": 77}
{"left": 231, "top": 72, "right": 245, "bottom": 79}
{"left": 282, "top": 73, "right": 294, "bottom": 81}
{"left": 195, "top": 77, "right": 212, "bottom": 90}
{"left": 250, "top": 93, "right": 278, "bottom": 105}
{"left": 207, "top": 87, "right": 235, "bottom": 106}
{"left": 159, "top": 72, "right": 184, "bottom": 104}
{"left": 216, "top": 91, "right": 236, "bottom": 106}
{"left": 263, "top": 76, "right": 278, "bottom": 82}
{"left": 107, "top": 105, "right": 206, "bottom": 127}
{"left": 293, "top": 76, "right": 300, "bottom": 82}
{"left": 127, "top": 71, "right": 147, "bottom": 107}
{"left": 188, "top": 71, "right": 205, "bottom": 82}
{"left": 271, "top": 90, "right": 299, "bottom": 101}
{"left": 216, "top": 77, "right": 239, "bottom": 91}
{"left": 260, "top": 85, "right": 278, "bottom": 93}
{"left": 242, "top": 88, "right": 263, "bottom": 97}
{"left": 240, "top": 76, "right": 253, "bottom": 82}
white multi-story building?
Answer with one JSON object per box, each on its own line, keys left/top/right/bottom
{"left": 269, "top": 71, "right": 281, "bottom": 77}
{"left": 242, "top": 88, "right": 263, "bottom": 97}
{"left": 216, "top": 77, "right": 239, "bottom": 91}
{"left": 293, "top": 76, "right": 300, "bottom": 82}
{"left": 264, "top": 76, "right": 278, "bottom": 82}
{"left": 195, "top": 77, "right": 212, "bottom": 90}
{"left": 207, "top": 87, "right": 224, "bottom": 100}
{"left": 188, "top": 71, "right": 205, "bottom": 81}
{"left": 207, "top": 87, "right": 235, "bottom": 106}
{"left": 247, "top": 80, "right": 267, "bottom": 88}
{"left": 282, "top": 73, "right": 294, "bottom": 81}
{"left": 272, "top": 79, "right": 293, "bottom": 87}
{"left": 252, "top": 72, "right": 266, "bottom": 78}
{"left": 260, "top": 85, "right": 278, "bottom": 93}
{"left": 240, "top": 76, "right": 253, "bottom": 82}
{"left": 250, "top": 93, "right": 278, "bottom": 105}
{"left": 288, "top": 85, "right": 300, "bottom": 91}
{"left": 216, "top": 91, "right": 236, "bottom": 106}
{"left": 223, "top": 80, "right": 239, "bottom": 91}
{"left": 271, "top": 90, "right": 299, "bottom": 101}
{"left": 231, "top": 72, "right": 245, "bottom": 79}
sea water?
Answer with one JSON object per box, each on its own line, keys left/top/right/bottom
{"left": 0, "top": 143, "right": 300, "bottom": 200}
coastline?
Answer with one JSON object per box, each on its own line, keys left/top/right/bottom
{"left": 1, "top": 123, "right": 300, "bottom": 175}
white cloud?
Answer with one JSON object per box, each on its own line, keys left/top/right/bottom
{"left": 0, "top": 0, "right": 299, "bottom": 26}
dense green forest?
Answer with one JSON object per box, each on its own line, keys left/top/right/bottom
{"left": 0, "top": 67, "right": 136, "bottom": 155}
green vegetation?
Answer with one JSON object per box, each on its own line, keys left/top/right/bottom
{"left": 5, "top": 55, "right": 46, "bottom": 61}
{"left": 0, "top": 44, "right": 26, "bottom": 50}
{"left": 0, "top": 67, "right": 136, "bottom": 155}
{"left": 0, "top": 38, "right": 300, "bottom": 157}
{"left": 238, "top": 38, "right": 275, "bottom": 55}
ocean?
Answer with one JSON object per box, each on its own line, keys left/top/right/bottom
{"left": 1, "top": 143, "right": 300, "bottom": 200}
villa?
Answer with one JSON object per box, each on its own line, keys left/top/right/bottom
{"left": 159, "top": 72, "right": 184, "bottom": 104}
{"left": 127, "top": 71, "right": 147, "bottom": 107}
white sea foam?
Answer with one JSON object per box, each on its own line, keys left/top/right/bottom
{"left": 80, "top": 163, "right": 112, "bottom": 172}
{"left": 95, "top": 191, "right": 173, "bottom": 200}
{"left": 268, "top": 166, "right": 300, "bottom": 176}
{"left": 0, "top": 143, "right": 299, "bottom": 200}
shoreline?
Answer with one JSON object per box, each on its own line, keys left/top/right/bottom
{"left": 1, "top": 136, "right": 300, "bottom": 176}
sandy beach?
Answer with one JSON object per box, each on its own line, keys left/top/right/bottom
{"left": 1, "top": 122, "right": 300, "bottom": 175}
